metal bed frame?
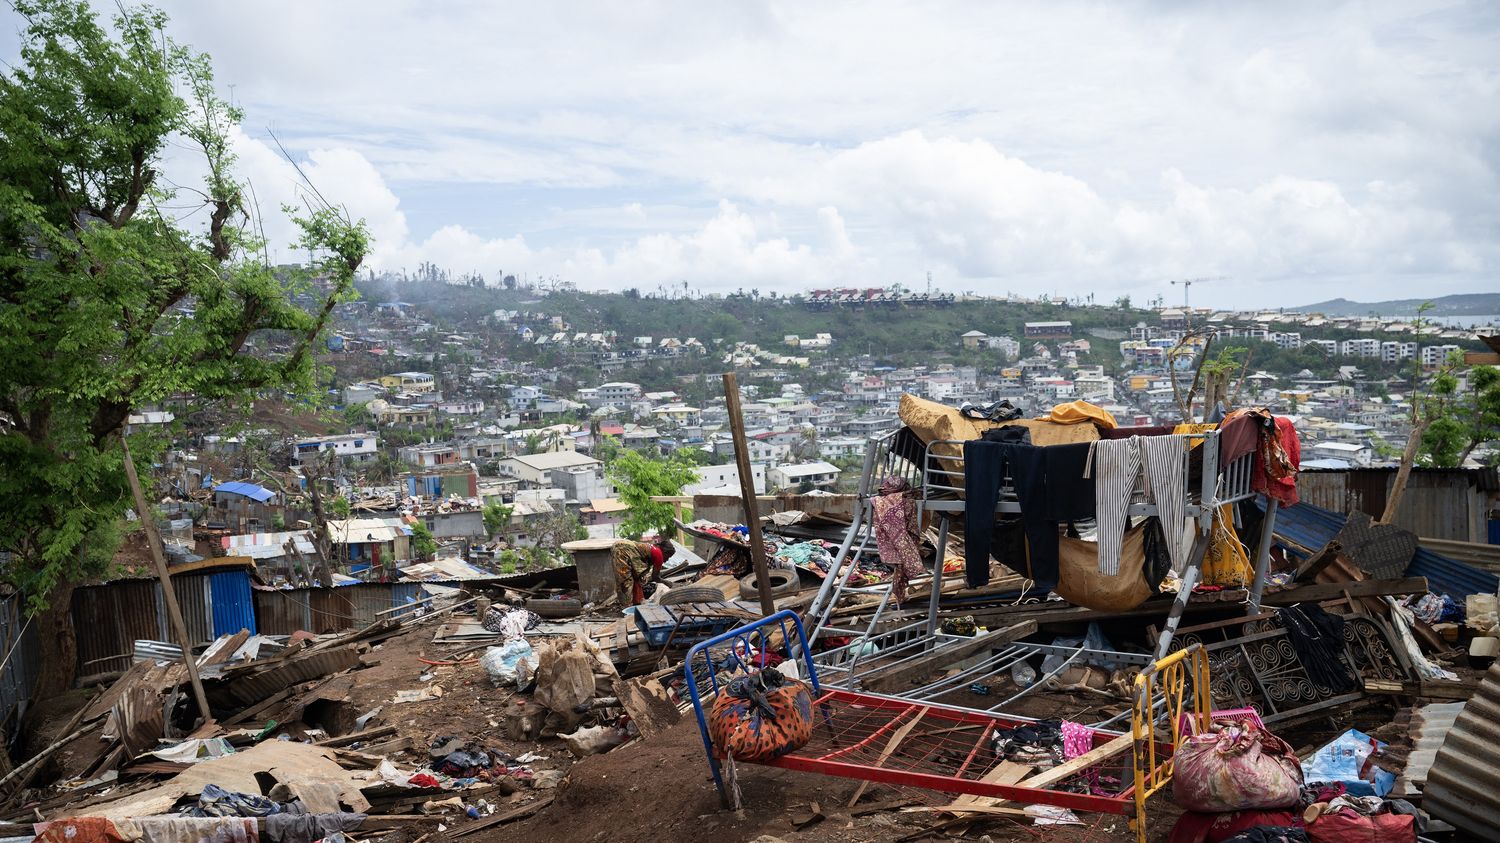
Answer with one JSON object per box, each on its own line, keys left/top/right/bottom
{"left": 685, "top": 610, "right": 1212, "bottom": 843}
{"left": 806, "top": 426, "right": 1281, "bottom": 691}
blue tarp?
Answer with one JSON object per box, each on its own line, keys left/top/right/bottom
{"left": 1268, "top": 500, "right": 1499, "bottom": 600}
{"left": 213, "top": 481, "right": 275, "bottom": 503}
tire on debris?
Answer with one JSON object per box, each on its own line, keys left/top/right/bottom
{"left": 738, "top": 569, "right": 800, "bottom": 601}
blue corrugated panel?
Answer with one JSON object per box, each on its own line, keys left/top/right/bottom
{"left": 209, "top": 570, "right": 258, "bottom": 636}
{"left": 214, "top": 481, "right": 275, "bottom": 502}
{"left": 1267, "top": 500, "right": 1499, "bottom": 599}
{"left": 391, "top": 582, "right": 422, "bottom": 608}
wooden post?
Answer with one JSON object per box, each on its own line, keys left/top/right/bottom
{"left": 120, "top": 436, "right": 212, "bottom": 722}
{"left": 722, "top": 372, "right": 776, "bottom": 616}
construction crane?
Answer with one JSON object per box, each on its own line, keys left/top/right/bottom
{"left": 1169, "top": 276, "right": 1227, "bottom": 327}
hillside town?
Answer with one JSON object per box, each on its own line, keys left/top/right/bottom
{"left": 8, "top": 2, "right": 1500, "bottom": 843}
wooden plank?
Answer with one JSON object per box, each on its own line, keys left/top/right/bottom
{"left": 222, "top": 688, "right": 292, "bottom": 728}
{"left": 861, "top": 621, "right": 1036, "bottom": 693}
{"left": 847, "top": 707, "right": 929, "bottom": 807}
{"left": 1016, "top": 732, "right": 1132, "bottom": 790}
{"left": 947, "top": 760, "right": 1034, "bottom": 810}
{"left": 314, "top": 725, "right": 396, "bottom": 747}
{"left": 1260, "top": 576, "right": 1429, "bottom": 605}
{"left": 451, "top": 795, "right": 554, "bottom": 837}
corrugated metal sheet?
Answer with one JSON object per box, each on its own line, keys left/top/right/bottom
{"left": 1296, "top": 468, "right": 1490, "bottom": 541}
{"left": 1393, "top": 701, "right": 1466, "bottom": 797}
{"left": 1424, "top": 660, "right": 1500, "bottom": 836}
{"left": 209, "top": 570, "right": 257, "bottom": 637}
{"left": 252, "top": 589, "right": 312, "bottom": 636}
{"left": 72, "top": 580, "right": 160, "bottom": 676}
{"left": 170, "top": 574, "right": 214, "bottom": 645}
{"left": 222, "top": 646, "right": 360, "bottom": 706}
{"left": 1268, "top": 500, "right": 1499, "bottom": 598}
{"left": 0, "top": 596, "right": 40, "bottom": 726}
{"left": 1418, "top": 538, "right": 1500, "bottom": 574}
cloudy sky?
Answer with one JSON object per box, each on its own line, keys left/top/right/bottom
{"left": 9, "top": 1, "right": 1500, "bottom": 307}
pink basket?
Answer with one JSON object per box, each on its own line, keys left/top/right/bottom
{"left": 1177, "top": 706, "right": 1264, "bottom": 738}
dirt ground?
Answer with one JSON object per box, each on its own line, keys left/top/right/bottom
{"left": 20, "top": 620, "right": 1433, "bottom": 841}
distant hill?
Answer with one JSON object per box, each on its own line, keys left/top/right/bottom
{"left": 1290, "top": 292, "right": 1500, "bottom": 317}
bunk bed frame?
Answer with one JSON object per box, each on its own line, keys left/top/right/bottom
{"left": 806, "top": 425, "right": 1280, "bottom": 691}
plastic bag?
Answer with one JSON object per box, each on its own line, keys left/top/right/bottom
{"left": 481, "top": 638, "right": 535, "bottom": 687}
{"left": 708, "top": 670, "right": 813, "bottom": 762}
{"left": 1301, "top": 729, "right": 1394, "bottom": 797}
{"left": 1466, "top": 592, "right": 1497, "bottom": 634}
{"left": 1172, "top": 722, "right": 1303, "bottom": 812}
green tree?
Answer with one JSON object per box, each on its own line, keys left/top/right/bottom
{"left": 482, "top": 501, "right": 514, "bottom": 539}
{"left": 0, "top": 0, "right": 368, "bottom": 693}
{"left": 606, "top": 448, "right": 700, "bottom": 539}
{"left": 1419, "top": 363, "right": 1500, "bottom": 467}
{"left": 409, "top": 521, "right": 438, "bottom": 560}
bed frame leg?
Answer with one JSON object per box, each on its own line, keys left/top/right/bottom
{"left": 1246, "top": 498, "right": 1278, "bottom": 613}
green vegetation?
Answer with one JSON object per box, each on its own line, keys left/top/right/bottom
{"left": 606, "top": 449, "right": 700, "bottom": 539}
{"left": 483, "top": 502, "right": 514, "bottom": 539}
{"left": 0, "top": 0, "right": 367, "bottom": 694}
{"left": 1419, "top": 363, "right": 1499, "bottom": 467}
{"left": 410, "top": 521, "right": 438, "bottom": 559}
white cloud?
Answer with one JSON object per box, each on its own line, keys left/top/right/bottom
{"left": 62, "top": 0, "right": 1499, "bottom": 307}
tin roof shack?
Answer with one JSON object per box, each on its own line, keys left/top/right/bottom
{"left": 326, "top": 517, "right": 412, "bottom": 574}
{"left": 70, "top": 557, "right": 258, "bottom": 679}
{"left": 1297, "top": 467, "right": 1499, "bottom": 543}
{"left": 211, "top": 481, "right": 282, "bottom": 533}
{"left": 405, "top": 462, "right": 479, "bottom": 498}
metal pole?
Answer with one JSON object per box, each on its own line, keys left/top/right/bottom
{"left": 722, "top": 372, "right": 776, "bottom": 616}
{"left": 121, "top": 436, "right": 212, "bottom": 722}
{"left": 1246, "top": 499, "right": 1279, "bottom": 613}
{"left": 925, "top": 516, "right": 949, "bottom": 639}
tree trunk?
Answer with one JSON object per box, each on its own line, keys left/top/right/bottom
{"left": 1380, "top": 420, "right": 1430, "bottom": 525}
{"left": 31, "top": 579, "right": 77, "bottom": 700}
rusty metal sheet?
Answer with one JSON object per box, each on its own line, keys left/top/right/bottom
{"left": 1423, "top": 660, "right": 1500, "bottom": 836}
{"left": 253, "top": 589, "right": 312, "bottom": 636}
{"left": 170, "top": 574, "right": 214, "bottom": 644}
{"left": 72, "top": 580, "right": 161, "bottom": 677}
{"left": 222, "top": 646, "right": 360, "bottom": 706}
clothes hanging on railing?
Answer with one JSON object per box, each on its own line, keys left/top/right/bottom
{"left": 872, "top": 476, "right": 924, "bottom": 605}
{"left": 1140, "top": 434, "right": 1191, "bottom": 573}
{"left": 963, "top": 429, "right": 1094, "bottom": 591}
{"left": 1087, "top": 437, "right": 1140, "bottom": 575}
{"left": 963, "top": 430, "right": 1043, "bottom": 588}
{"left": 1254, "top": 415, "right": 1301, "bottom": 507}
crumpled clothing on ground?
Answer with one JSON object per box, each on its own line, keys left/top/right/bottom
{"left": 262, "top": 812, "right": 365, "bottom": 843}
{"left": 34, "top": 817, "right": 133, "bottom": 843}
{"left": 181, "top": 784, "right": 286, "bottom": 817}
{"left": 132, "top": 816, "right": 259, "bottom": 843}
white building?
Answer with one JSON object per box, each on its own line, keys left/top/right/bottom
{"left": 1339, "top": 338, "right": 1381, "bottom": 359}
{"left": 292, "top": 432, "right": 379, "bottom": 465}
{"left": 498, "top": 451, "right": 603, "bottom": 486}
{"left": 1310, "top": 441, "right": 1372, "bottom": 467}
{"left": 1306, "top": 339, "right": 1338, "bottom": 355}
{"left": 1421, "top": 344, "right": 1461, "bottom": 366}
{"left": 1270, "top": 332, "right": 1302, "bottom": 349}
{"left": 1381, "top": 341, "right": 1418, "bottom": 363}
{"left": 684, "top": 463, "right": 767, "bottom": 496}
{"left": 767, "top": 461, "right": 842, "bottom": 491}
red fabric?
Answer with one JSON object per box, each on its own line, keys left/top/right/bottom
{"left": 1251, "top": 415, "right": 1300, "bottom": 506}
{"left": 649, "top": 545, "right": 665, "bottom": 572}
{"left": 1169, "top": 810, "right": 1301, "bottom": 843}
{"left": 35, "top": 818, "right": 131, "bottom": 843}
{"left": 407, "top": 772, "right": 442, "bottom": 788}
{"left": 1306, "top": 809, "right": 1415, "bottom": 842}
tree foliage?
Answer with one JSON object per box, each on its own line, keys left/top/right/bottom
{"left": 0, "top": 1, "right": 368, "bottom": 623}
{"left": 606, "top": 448, "right": 699, "bottom": 539}
{"left": 409, "top": 521, "right": 438, "bottom": 560}
{"left": 482, "top": 501, "right": 513, "bottom": 539}
{"left": 1419, "top": 363, "right": 1500, "bottom": 467}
